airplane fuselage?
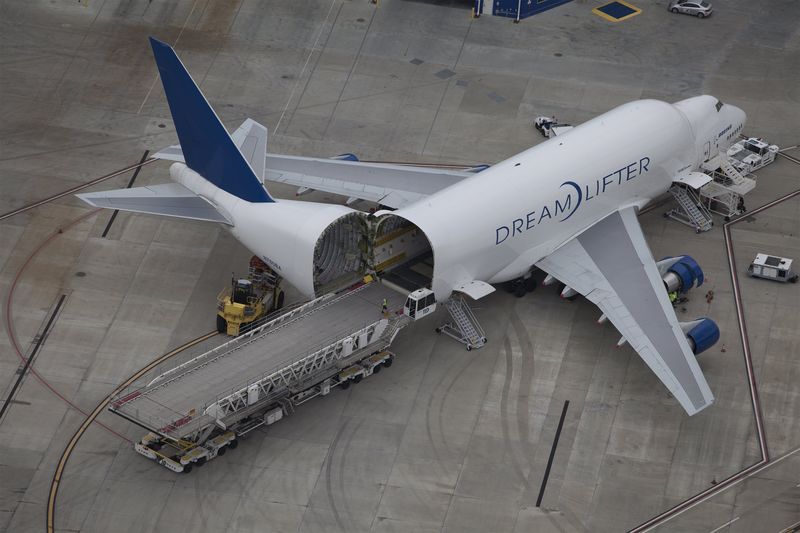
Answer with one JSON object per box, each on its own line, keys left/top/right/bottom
{"left": 394, "top": 97, "right": 745, "bottom": 299}
{"left": 170, "top": 96, "right": 745, "bottom": 301}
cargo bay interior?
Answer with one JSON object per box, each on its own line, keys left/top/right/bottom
{"left": 1, "top": 1, "right": 799, "bottom": 533}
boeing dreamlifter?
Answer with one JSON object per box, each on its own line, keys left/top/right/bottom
{"left": 79, "top": 38, "right": 742, "bottom": 470}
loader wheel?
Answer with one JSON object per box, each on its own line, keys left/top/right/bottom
{"left": 182, "top": 464, "right": 193, "bottom": 474}
{"left": 196, "top": 457, "right": 207, "bottom": 467}
{"left": 217, "top": 446, "right": 227, "bottom": 456}
{"left": 353, "top": 374, "right": 363, "bottom": 384}
{"left": 216, "top": 315, "right": 227, "bottom": 334}
{"left": 229, "top": 439, "right": 239, "bottom": 449}
{"left": 276, "top": 290, "right": 285, "bottom": 310}
{"left": 384, "top": 357, "right": 393, "bottom": 368}
{"left": 373, "top": 364, "right": 381, "bottom": 374}
{"left": 340, "top": 379, "right": 351, "bottom": 390}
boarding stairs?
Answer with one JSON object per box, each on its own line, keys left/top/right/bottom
{"left": 691, "top": 154, "right": 758, "bottom": 219}
{"left": 701, "top": 155, "right": 757, "bottom": 194}
{"left": 667, "top": 184, "right": 714, "bottom": 233}
{"left": 438, "top": 296, "right": 486, "bottom": 351}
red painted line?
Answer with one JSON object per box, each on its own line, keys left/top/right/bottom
{"left": 723, "top": 223, "right": 768, "bottom": 458}
{"left": 3, "top": 209, "right": 132, "bottom": 443}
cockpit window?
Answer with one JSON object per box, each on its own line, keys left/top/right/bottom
{"left": 715, "top": 100, "right": 723, "bottom": 112}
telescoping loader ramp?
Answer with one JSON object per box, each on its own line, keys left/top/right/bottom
{"left": 109, "top": 280, "right": 408, "bottom": 473}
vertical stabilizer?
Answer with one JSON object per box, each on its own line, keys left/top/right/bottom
{"left": 149, "top": 37, "right": 273, "bottom": 203}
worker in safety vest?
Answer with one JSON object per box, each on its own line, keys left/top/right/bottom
{"left": 668, "top": 291, "right": 678, "bottom": 306}
{"left": 382, "top": 298, "right": 388, "bottom": 315}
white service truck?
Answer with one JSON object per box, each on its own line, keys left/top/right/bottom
{"left": 727, "top": 137, "right": 779, "bottom": 173}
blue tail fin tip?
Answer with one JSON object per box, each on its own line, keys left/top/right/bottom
{"left": 148, "top": 37, "right": 273, "bottom": 203}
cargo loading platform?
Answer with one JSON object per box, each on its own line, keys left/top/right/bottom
{"left": 109, "top": 281, "right": 408, "bottom": 449}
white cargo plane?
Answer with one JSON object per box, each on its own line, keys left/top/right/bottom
{"left": 79, "top": 38, "right": 746, "bottom": 415}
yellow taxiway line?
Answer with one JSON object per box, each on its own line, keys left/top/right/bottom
{"left": 46, "top": 330, "right": 218, "bottom": 533}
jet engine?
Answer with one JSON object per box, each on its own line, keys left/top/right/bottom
{"left": 681, "top": 318, "right": 720, "bottom": 355}
{"left": 658, "top": 255, "right": 704, "bottom": 293}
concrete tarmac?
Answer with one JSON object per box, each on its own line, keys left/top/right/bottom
{"left": 1, "top": 1, "right": 799, "bottom": 532}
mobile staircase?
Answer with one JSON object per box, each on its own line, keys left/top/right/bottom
{"left": 667, "top": 184, "right": 714, "bottom": 233}
{"left": 437, "top": 296, "right": 487, "bottom": 351}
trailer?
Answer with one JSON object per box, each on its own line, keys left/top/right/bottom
{"left": 109, "top": 279, "right": 419, "bottom": 472}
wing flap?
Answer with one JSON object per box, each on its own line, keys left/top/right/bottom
{"left": 77, "top": 183, "right": 232, "bottom": 224}
{"left": 536, "top": 207, "right": 714, "bottom": 415}
{"left": 264, "top": 155, "right": 471, "bottom": 208}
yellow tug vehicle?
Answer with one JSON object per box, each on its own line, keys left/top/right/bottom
{"left": 217, "top": 256, "right": 284, "bottom": 336}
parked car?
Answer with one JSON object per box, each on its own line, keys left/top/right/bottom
{"left": 668, "top": 0, "right": 712, "bottom": 17}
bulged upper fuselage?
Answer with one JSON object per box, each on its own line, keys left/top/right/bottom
{"left": 392, "top": 96, "right": 745, "bottom": 299}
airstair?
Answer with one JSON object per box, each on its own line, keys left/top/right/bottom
{"left": 695, "top": 155, "right": 757, "bottom": 219}
{"left": 667, "top": 184, "right": 714, "bottom": 233}
{"left": 437, "top": 296, "right": 486, "bottom": 351}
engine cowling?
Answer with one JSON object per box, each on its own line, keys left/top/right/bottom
{"left": 683, "top": 318, "right": 720, "bottom": 355}
{"left": 659, "top": 255, "right": 704, "bottom": 294}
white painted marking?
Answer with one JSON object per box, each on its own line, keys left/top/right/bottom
{"left": 137, "top": 0, "right": 201, "bottom": 115}
{"left": 708, "top": 516, "right": 739, "bottom": 533}
{"left": 274, "top": 0, "right": 340, "bottom": 135}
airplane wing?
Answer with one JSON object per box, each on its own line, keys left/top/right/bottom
{"left": 153, "top": 118, "right": 477, "bottom": 209}
{"left": 77, "top": 183, "right": 232, "bottom": 224}
{"left": 262, "top": 155, "right": 473, "bottom": 208}
{"left": 535, "top": 206, "right": 714, "bottom": 415}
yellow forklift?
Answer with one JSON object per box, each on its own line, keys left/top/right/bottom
{"left": 216, "top": 256, "right": 285, "bottom": 336}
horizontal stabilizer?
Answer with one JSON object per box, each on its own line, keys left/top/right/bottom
{"left": 77, "top": 183, "right": 232, "bottom": 224}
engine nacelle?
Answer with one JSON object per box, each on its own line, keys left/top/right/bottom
{"left": 658, "top": 255, "right": 704, "bottom": 294}
{"left": 681, "top": 318, "right": 719, "bottom": 355}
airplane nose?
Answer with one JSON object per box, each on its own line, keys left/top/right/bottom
{"left": 730, "top": 104, "right": 747, "bottom": 129}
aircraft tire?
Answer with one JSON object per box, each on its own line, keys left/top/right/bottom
{"left": 525, "top": 277, "right": 537, "bottom": 292}
{"left": 514, "top": 282, "right": 527, "bottom": 298}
